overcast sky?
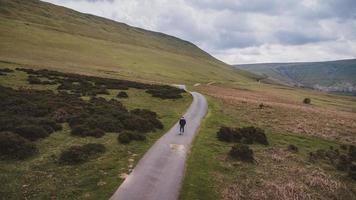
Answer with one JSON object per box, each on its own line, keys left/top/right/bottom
{"left": 43, "top": 0, "right": 356, "bottom": 64}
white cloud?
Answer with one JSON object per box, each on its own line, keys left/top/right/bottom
{"left": 43, "top": 0, "right": 356, "bottom": 64}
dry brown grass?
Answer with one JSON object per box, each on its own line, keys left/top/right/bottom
{"left": 217, "top": 147, "right": 353, "bottom": 200}
{"left": 198, "top": 85, "right": 356, "bottom": 144}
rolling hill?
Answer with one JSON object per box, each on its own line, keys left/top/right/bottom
{"left": 235, "top": 59, "right": 356, "bottom": 95}
{"left": 0, "top": 0, "right": 255, "bottom": 84}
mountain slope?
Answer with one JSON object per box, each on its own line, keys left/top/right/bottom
{"left": 235, "top": 59, "right": 356, "bottom": 94}
{"left": 0, "top": 0, "right": 254, "bottom": 84}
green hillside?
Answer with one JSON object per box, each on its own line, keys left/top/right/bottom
{"left": 235, "top": 59, "right": 356, "bottom": 94}
{"left": 0, "top": 0, "right": 254, "bottom": 84}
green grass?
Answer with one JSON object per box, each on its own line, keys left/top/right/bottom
{"left": 180, "top": 96, "right": 354, "bottom": 200}
{"left": 0, "top": 0, "right": 256, "bottom": 85}
{"left": 0, "top": 68, "right": 192, "bottom": 199}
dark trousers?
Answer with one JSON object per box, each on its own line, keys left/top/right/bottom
{"left": 180, "top": 125, "right": 185, "bottom": 133}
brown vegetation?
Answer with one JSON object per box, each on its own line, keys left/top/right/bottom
{"left": 199, "top": 85, "right": 356, "bottom": 144}
{"left": 218, "top": 147, "right": 354, "bottom": 200}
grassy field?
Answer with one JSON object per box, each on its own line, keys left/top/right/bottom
{"left": 0, "top": 66, "right": 192, "bottom": 199}
{"left": 0, "top": 0, "right": 256, "bottom": 85}
{"left": 1, "top": 1, "right": 356, "bottom": 200}
{"left": 180, "top": 95, "right": 356, "bottom": 200}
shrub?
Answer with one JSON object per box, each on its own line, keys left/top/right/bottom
{"left": 1, "top": 69, "right": 163, "bottom": 142}
{"left": 336, "top": 154, "right": 351, "bottom": 171}
{"left": 0, "top": 68, "right": 14, "bottom": 73}
{"left": 340, "top": 144, "right": 348, "bottom": 150}
{"left": 71, "top": 125, "right": 105, "bottom": 138}
{"left": 229, "top": 144, "right": 254, "bottom": 162}
{"left": 58, "top": 143, "right": 105, "bottom": 165}
{"left": 117, "top": 131, "right": 146, "bottom": 144}
{"left": 118, "top": 132, "right": 131, "bottom": 144}
{"left": 58, "top": 146, "right": 88, "bottom": 164}
{"left": 146, "top": 85, "right": 185, "bottom": 99}
{"left": 28, "top": 75, "right": 42, "bottom": 84}
{"left": 86, "top": 129, "right": 105, "bottom": 138}
{"left": 15, "top": 125, "right": 49, "bottom": 141}
{"left": 123, "top": 115, "right": 155, "bottom": 133}
{"left": 131, "top": 109, "right": 163, "bottom": 129}
{"left": 348, "top": 145, "right": 356, "bottom": 161}
{"left": 303, "top": 98, "right": 311, "bottom": 104}
{"left": 287, "top": 144, "right": 299, "bottom": 153}
{"left": 0, "top": 68, "right": 14, "bottom": 75}
{"left": 216, "top": 126, "right": 268, "bottom": 145}
{"left": 129, "top": 131, "right": 146, "bottom": 141}
{"left": 259, "top": 103, "right": 264, "bottom": 109}
{"left": 0, "top": 132, "right": 37, "bottom": 160}
{"left": 71, "top": 125, "right": 89, "bottom": 136}
{"left": 217, "top": 126, "right": 236, "bottom": 142}
{"left": 349, "top": 164, "right": 356, "bottom": 180}
{"left": 81, "top": 143, "right": 106, "bottom": 155}
{"left": 39, "top": 119, "right": 62, "bottom": 132}
{"left": 117, "top": 91, "right": 128, "bottom": 98}
{"left": 238, "top": 126, "right": 268, "bottom": 145}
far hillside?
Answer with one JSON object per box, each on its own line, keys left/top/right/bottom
{"left": 0, "top": 0, "right": 255, "bottom": 84}
{"left": 235, "top": 59, "right": 356, "bottom": 95}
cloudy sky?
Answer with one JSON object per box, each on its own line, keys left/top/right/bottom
{"left": 43, "top": 0, "right": 356, "bottom": 64}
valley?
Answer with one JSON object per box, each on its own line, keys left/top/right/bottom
{"left": 0, "top": 0, "right": 355, "bottom": 200}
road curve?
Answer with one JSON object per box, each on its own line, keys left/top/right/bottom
{"left": 110, "top": 91, "right": 208, "bottom": 200}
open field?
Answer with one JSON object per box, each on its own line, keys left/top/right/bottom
{"left": 198, "top": 85, "right": 356, "bottom": 144}
{"left": 180, "top": 94, "right": 356, "bottom": 200}
{"left": 0, "top": 66, "right": 192, "bottom": 199}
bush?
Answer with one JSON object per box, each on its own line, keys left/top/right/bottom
{"left": 336, "top": 154, "right": 351, "bottom": 171}
{"left": 303, "top": 98, "right": 311, "bottom": 104}
{"left": 340, "top": 144, "right": 348, "bottom": 150}
{"left": 15, "top": 125, "right": 49, "bottom": 141}
{"left": 39, "top": 119, "right": 62, "bottom": 132}
{"left": 0, "top": 132, "right": 37, "bottom": 160}
{"left": 81, "top": 143, "right": 106, "bottom": 155}
{"left": 217, "top": 127, "right": 236, "bottom": 142}
{"left": 118, "top": 132, "right": 131, "bottom": 144}
{"left": 71, "top": 125, "right": 105, "bottom": 138}
{"left": 0, "top": 68, "right": 14, "bottom": 73}
{"left": 216, "top": 126, "right": 268, "bottom": 145}
{"left": 349, "top": 164, "right": 356, "bottom": 180}
{"left": 117, "top": 91, "right": 128, "bottom": 98}
{"left": 146, "top": 85, "right": 185, "bottom": 99}
{"left": 58, "top": 146, "right": 88, "bottom": 164}
{"left": 0, "top": 68, "right": 14, "bottom": 76}
{"left": 239, "top": 126, "right": 268, "bottom": 145}
{"left": 58, "top": 143, "right": 105, "bottom": 165}
{"left": 118, "top": 131, "right": 146, "bottom": 144}
{"left": 348, "top": 145, "right": 356, "bottom": 161}
{"left": 28, "top": 75, "right": 42, "bottom": 84}
{"left": 287, "top": 144, "right": 299, "bottom": 153}
{"left": 229, "top": 144, "right": 254, "bottom": 162}
{"left": 131, "top": 109, "right": 163, "bottom": 129}
{"left": 0, "top": 69, "right": 163, "bottom": 142}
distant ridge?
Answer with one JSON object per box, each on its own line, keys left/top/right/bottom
{"left": 235, "top": 59, "right": 356, "bottom": 95}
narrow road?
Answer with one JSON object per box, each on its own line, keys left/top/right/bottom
{"left": 110, "top": 91, "right": 208, "bottom": 200}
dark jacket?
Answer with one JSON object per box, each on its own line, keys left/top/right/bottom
{"left": 179, "top": 118, "right": 186, "bottom": 126}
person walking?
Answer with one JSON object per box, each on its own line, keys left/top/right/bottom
{"left": 179, "top": 117, "right": 186, "bottom": 135}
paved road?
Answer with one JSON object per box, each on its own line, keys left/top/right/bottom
{"left": 110, "top": 91, "right": 207, "bottom": 200}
